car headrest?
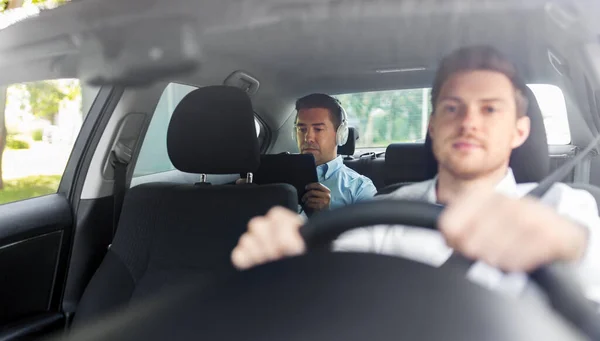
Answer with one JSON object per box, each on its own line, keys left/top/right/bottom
{"left": 337, "top": 127, "right": 358, "bottom": 156}
{"left": 384, "top": 144, "right": 431, "bottom": 185}
{"left": 167, "top": 86, "right": 260, "bottom": 174}
{"left": 422, "top": 86, "right": 550, "bottom": 183}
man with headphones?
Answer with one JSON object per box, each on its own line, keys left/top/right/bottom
{"left": 293, "top": 93, "right": 377, "bottom": 213}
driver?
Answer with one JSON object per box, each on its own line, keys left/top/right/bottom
{"left": 230, "top": 45, "right": 600, "bottom": 294}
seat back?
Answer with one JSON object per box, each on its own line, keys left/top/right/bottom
{"left": 73, "top": 86, "right": 297, "bottom": 325}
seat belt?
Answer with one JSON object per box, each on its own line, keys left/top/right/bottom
{"left": 111, "top": 151, "right": 129, "bottom": 239}
{"left": 528, "top": 134, "right": 600, "bottom": 198}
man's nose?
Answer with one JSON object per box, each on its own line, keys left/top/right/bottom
{"left": 304, "top": 129, "right": 316, "bottom": 142}
{"left": 459, "top": 105, "right": 481, "bottom": 131}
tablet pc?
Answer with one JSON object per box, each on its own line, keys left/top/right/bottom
{"left": 251, "top": 154, "right": 318, "bottom": 201}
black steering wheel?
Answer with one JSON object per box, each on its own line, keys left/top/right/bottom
{"left": 62, "top": 200, "right": 599, "bottom": 341}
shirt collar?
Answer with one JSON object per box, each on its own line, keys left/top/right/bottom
{"left": 317, "top": 156, "right": 344, "bottom": 180}
{"left": 425, "top": 168, "right": 519, "bottom": 203}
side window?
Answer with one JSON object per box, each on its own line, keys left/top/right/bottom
{"left": 336, "top": 84, "right": 571, "bottom": 149}
{"left": 0, "top": 79, "right": 83, "bottom": 205}
{"left": 133, "top": 83, "right": 262, "bottom": 177}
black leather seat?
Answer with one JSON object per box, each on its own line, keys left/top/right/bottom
{"left": 378, "top": 86, "right": 550, "bottom": 195}
{"left": 72, "top": 86, "right": 298, "bottom": 325}
{"left": 341, "top": 128, "right": 388, "bottom": 190}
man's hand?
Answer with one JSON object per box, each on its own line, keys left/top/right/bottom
{"left": 439, "top": 189, "right": 589, "bottom": 272}
{"left": 302, "top": 183, "right": 331, "bottom": 212}
{"left": 231, "top": 207, "right": 306, "bottom": 270}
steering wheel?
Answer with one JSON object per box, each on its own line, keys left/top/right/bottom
{"left": 63, "top": 200, "right": 598, "bottom": 341}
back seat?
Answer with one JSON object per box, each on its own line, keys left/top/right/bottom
{"left": 339, "top": 127, "right": 387, "bottom": 189}
{"left": 344, "top": 143, "right": 431, "bottom": 195}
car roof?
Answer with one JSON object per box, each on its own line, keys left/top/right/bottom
{"left": 1, "top": 0, "right": 599, "bottom": 144}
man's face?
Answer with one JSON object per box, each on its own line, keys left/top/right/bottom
{"left": 296, "top": 108, "right": 338, "bottom": 166}
{"left": 428, "top": 70, "right": 530, "bottom": 179}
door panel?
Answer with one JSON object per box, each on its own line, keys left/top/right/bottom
{"left": 0, "top": 194, "right": 72, "bottom": 336}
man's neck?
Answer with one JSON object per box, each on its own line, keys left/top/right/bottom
{"left": 436, "top": 166, "right": 509, "bottom": 205}
{"left": 316, "top": 155, "right": 338, "bottom": 167}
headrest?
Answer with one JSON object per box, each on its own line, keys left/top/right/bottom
{"left": 337, "top": 127, "right": 358, "bottom": 156}
{"left": 422, "top": 85, "right": 550, "bottom": 183}
{"left": 167, "top": 86, "right": 260, "bottom": 174}
{"left": 384, "top": 144, "right": 431, "bottom": 185}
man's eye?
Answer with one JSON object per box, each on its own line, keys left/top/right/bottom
{"left": 483, "top": 106, "right": 497, "bottom": 114}
{"left": 297, "top": 127, "right": 307, "bottom": 133}
{"left": 315, "top": 128, "right": 324, "bottom": 132}
{"left": 444, "top": 105, "right": 458, "bottom": 113}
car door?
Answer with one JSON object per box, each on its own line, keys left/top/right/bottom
{"left": 0, "top": 80, "right": 118, "bottom": 340}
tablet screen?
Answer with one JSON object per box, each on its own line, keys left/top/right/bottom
{"left": 251, "top": 154, "right": 318, "bottom": 201}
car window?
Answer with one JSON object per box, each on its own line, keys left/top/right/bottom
{"left": 335, "top": 84, "right": 570, "bottom": 148}
{"left": 0, "top": 79, "right": 83, "bottom": 205}
{"left": 133, "top": 83, "right": 262, "bottom": 177}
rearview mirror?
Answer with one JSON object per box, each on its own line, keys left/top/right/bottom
{"left": 78, "top": 16, "right": 202, "bottom": 87}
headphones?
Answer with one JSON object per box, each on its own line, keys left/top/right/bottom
{"left": 293, "top": 97, "right": 349, "bottom": 147}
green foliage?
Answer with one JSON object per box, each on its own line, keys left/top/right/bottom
{"left": 2, "top": 0, "right": 70, "bottom": 12}
{"left": 336, "top": 88, "right": 431, "bottom": 148}
{"left": 6, "top": 135, "right": 30, "bottom": 149}
{"left": 24, "top": 81, "right": 67, "bottom": 121}
{"left": 31, "top": 0, "right": 68, "bottom": 5}
{"left": 31, "top": 128, "right": 43, "bottom": 141}
{"left": 0, "top": 175, "right": 60, "bottom": 205}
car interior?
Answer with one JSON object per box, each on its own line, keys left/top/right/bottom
{"left": 1, "top": 0, "right": 600, "bottom": 340}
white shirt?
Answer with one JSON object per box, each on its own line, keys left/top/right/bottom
{"left": 333, "top": 169, "right": 600, "bottom": 300}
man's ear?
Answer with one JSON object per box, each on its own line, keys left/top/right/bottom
{"left": 512, "top": 116, "right": 531, "bottom": 149}
{"left": 427, "top": 113, "right": 435, "bottom": 139}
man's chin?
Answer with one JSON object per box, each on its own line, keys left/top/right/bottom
{"left": 442, "top": 159, "right": 489, "bottom": 179}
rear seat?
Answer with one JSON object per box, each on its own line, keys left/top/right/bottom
{"left": 343, "top": 141, "right": 432, "bottom": 194}
{"left": 340, "top": 127, "right": 387, "bottom": 189}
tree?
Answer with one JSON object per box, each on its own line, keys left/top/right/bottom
{"left": 2, "top": 0, "right": 69, "bottom": 12}
{"left": 1, "top": 0, "right": 24, "bottom": 11}
{"left": 337, "top": 89, "right": 429, "bottom": 147}
{"left": 24, "top": 80, "right": 78, "bottom": 123}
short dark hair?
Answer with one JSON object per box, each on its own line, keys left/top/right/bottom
{"left": 431, "top": 45, "right": 529, "bottom": 117}
{"left": 295, "top": 93, "right": 343, "bottom": 129}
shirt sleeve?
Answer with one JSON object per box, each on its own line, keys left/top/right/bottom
{"left": 352, "top": 176, "right": 378, "bottom": 203}
{"left": 550, "top": 184, "right": 600, "bottom": 299}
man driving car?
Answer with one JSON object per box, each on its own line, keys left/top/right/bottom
{"left": 230, "top": 45, "right": 600, "bottom": 294}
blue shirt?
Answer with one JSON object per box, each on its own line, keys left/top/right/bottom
{"left": 316, "top": 156, "right": 377, "bottom": 210}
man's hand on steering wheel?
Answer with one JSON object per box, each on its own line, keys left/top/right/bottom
{"left": 439, "top": 187, "right": 588, "bottom": 272}
{"left": 231, "top": 207, "right": 306, "bottom": 270}
{"left": 231, "top": 188, "right": 589, "bottom": 272}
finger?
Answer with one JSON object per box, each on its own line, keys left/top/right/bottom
{"left": 231, "top": 233, "right": 264, "bottom": 270}
{"left": 495, "top": 236, "right": 551, "bottom": 272}
{"left": 439, "top": 190, "right": 496, "bottom": 246}
{"left": 305, "top": 182, "right": 330, "bottom": 192}
{"left": 302, "top": 190, "right": 330, "bottom": 204}
{"left": 301, "top": 191, "right": 311, "bottom": 203}
{"left": 457, "top": 208, "right": 515, "bottom": 265}
{"left": 267, "top": 206, "right": 306, "bottom": 254}
{"left": 267, "top": 206, "right": 304, "bottom": 227}
{"left": 247, "top": 216, "right": 284, "bottom": 261}
{"left": 304, "top": 200, "right": 321, "bottom": 210}
{"left": 305, "top": 190, "right": 330, "bottom": 200}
